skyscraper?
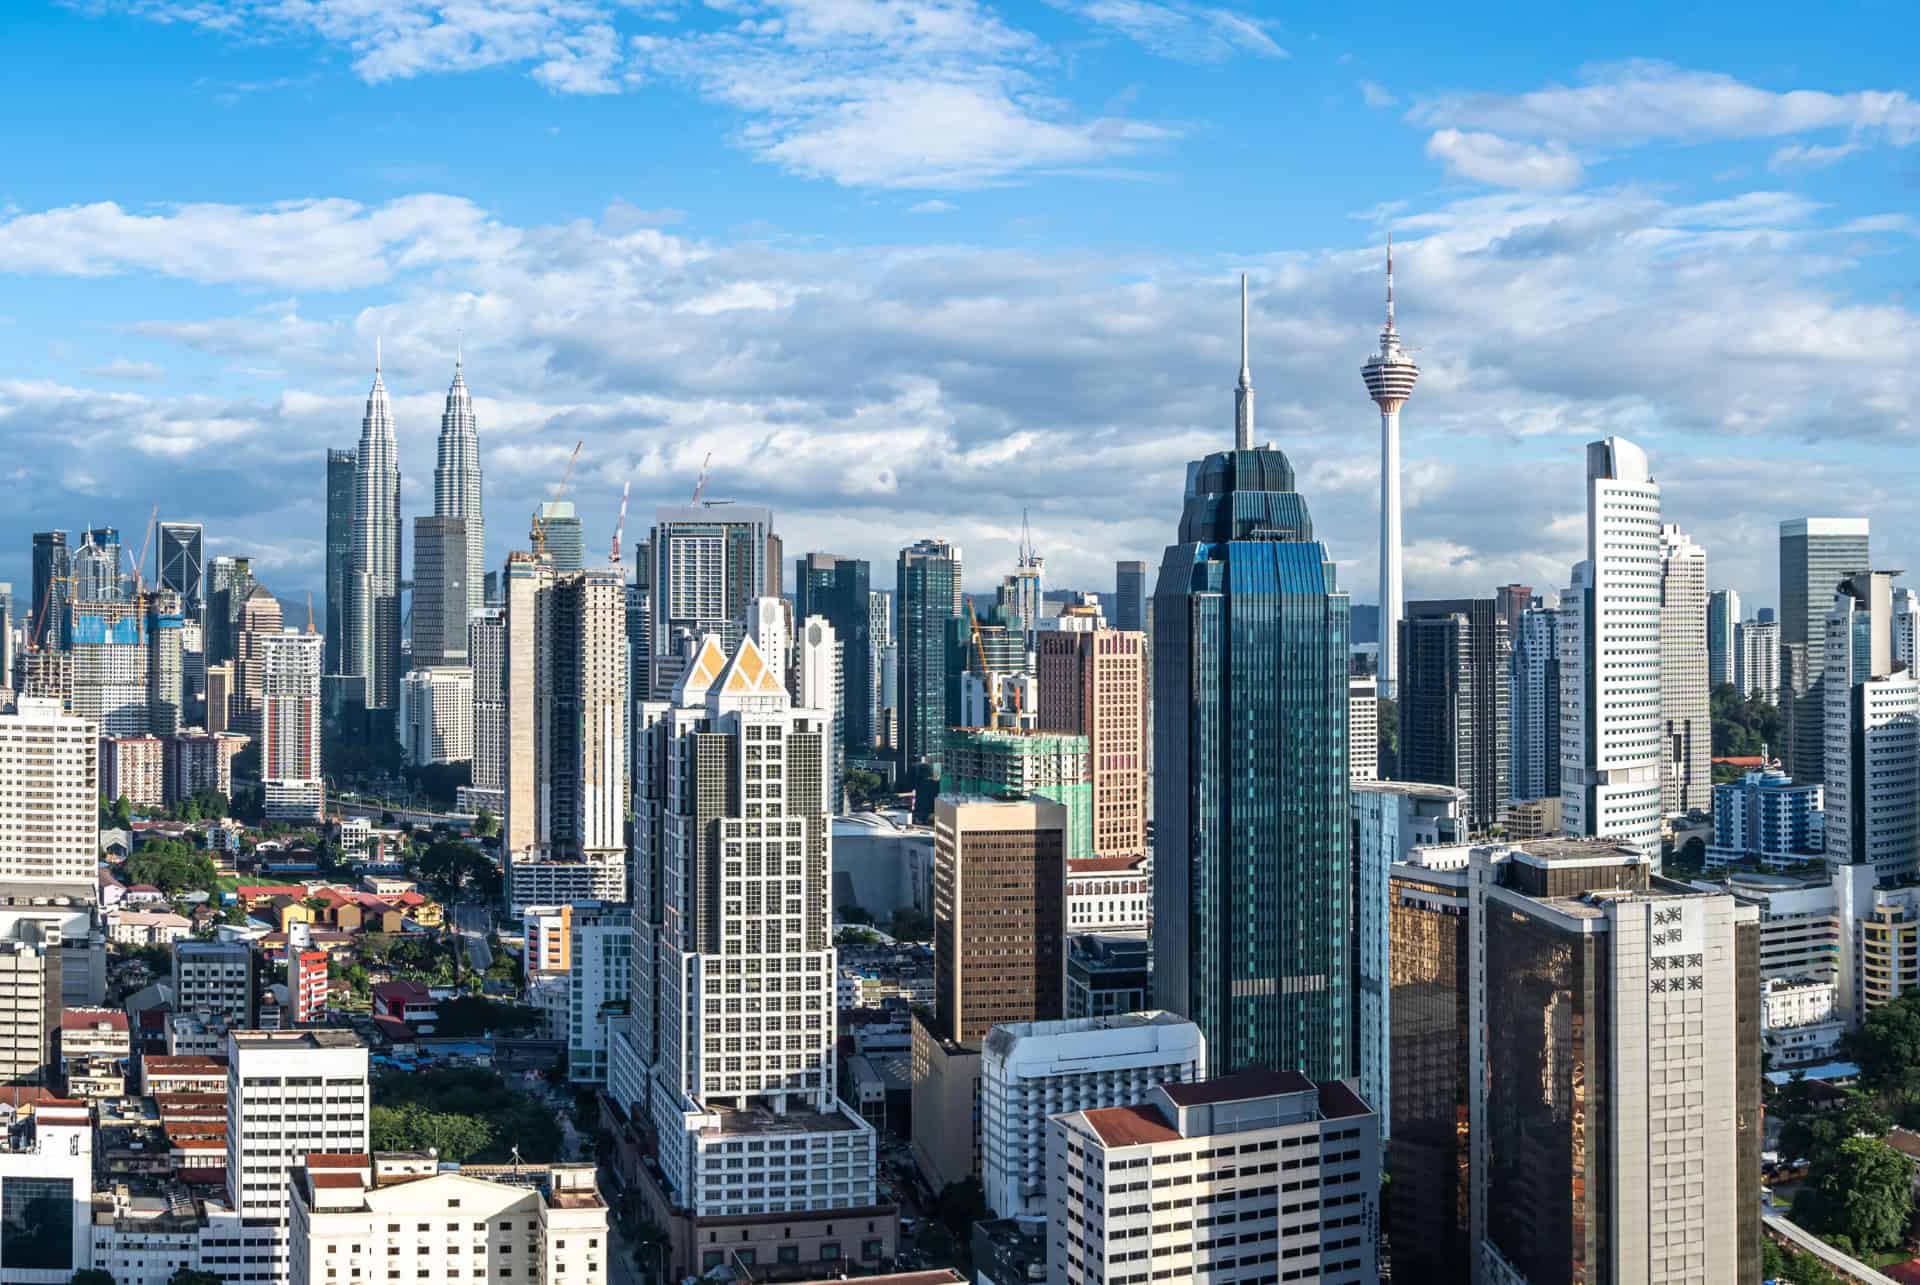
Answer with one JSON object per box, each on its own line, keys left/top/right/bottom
{"left": 896, "top": 538, "right": 963, "bottom": 782}
{"left": 625, "top": 633, "right": 878, "bottom": 1243}
{"left": 1508, "top": 606, "right": 1561, "bottom": 804}
{"left": 0, "top": 697, "right": 98, "bottom": 888}
{"left": 1362, "top": 241, "right": 1419, "bottom": 700}
{"left": 1397, "top": 597, "right": 1508, "bottom": 832}
{"left": 1493, "top": 582, "right": 1534, "bottom": 639}
{"left": 233, "top": 584, "right": 284, "bottom": 740}
{"left": 501, "top": 552, "right": 550, "bottom": 863}
{"left": 146, "top": 589, "right": 185, "bottom": 736}
{"left": 70, "top": 599, "right": 148, "bottom": 735}
{"left": 1036, "top": 628, "right": 1147, "bottom": 860}
{"left": 1560, "top": 438, "right": 1664, "bottom": 862}
{"left": 796, "top": 552, "right": 873, "bottom": 757}
{"left": 795, "top": 614, "right": 842, "bottom": 809}
{"left": 30, "top": 529, "right": 70, "bottom": 650}
{"left": 869, "top": 588, "right": 894, "bottom": 753}
{"left": 537, "top": 500, "right": 584, "bottom": 571}
{"left": 1153, "top": 296, "right": 1352, "bottom": 1081}
{"left": 409, "top": 515, "right": 470, "bottom": 668}
{"left": 72, "top": 526, "right": 121, "bottom": 602}
{"left": 261, "top": 630, "right": 324, "bottom": 821}
{"left": 347, "top": 347, "right": 402, "bottom": 711}
{"left": 434, "top": 353, "right": 485, "bottom": 620}
{"left": 645, "top": 503, "right": 774, "bottom": 697}
{"left": 1736, "top": 616, "right": 1782, "bottom": 704}
{"left": 1708, "top": 587, "right": 1741, "bottom": 691}
{"left": 1113, "top": 560, "right": 1146, "bottom": 633}
{"left": 1004, "top": 511, "right": 1044, "bottom": 642}
{"left": 467, "top": 608, "right": 506, "bottom": 811}
{"left": 155, "top": 521, "right": 204, "bottom": 621}
{"left": 1660, "top": 523, "right": 1711, "bottom": 815}
{"left": 324, "top": 449, "right": 355, "bottom": 674}
{"left": 1781, "top": 517, "right": 1871, "bottom": 783}
{"left": 1823, "top": 571, "right": 1920, "bottom": 880}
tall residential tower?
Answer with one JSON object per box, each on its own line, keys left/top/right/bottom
{"left": 1781, "top": 517, "right": 1871, "bottom": 784}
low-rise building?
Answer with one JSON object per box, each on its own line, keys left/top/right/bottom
{"left": 106, "top": 908, "right": 194, "bottom": 945}
{"left": 1763, "top": 977, "right": 1845, "bottom": 1068}
{"left": 1046, "top": 1070, "right": 1380, "bottom": 1285}
{"left": 1502, "top": 795, "right": 1562, "bottom": 840}
{"left": 290, "top": 1153, "right": 608, "bottom": 1285}
{"left": 1707, "top": 764, "right": 1824, "bottom": 868}
{"left": 1065, "top": 855, "right": 1150, "bottom": 932}
{"left": 1065, "top": 932, "right": 1150, "bottom": 1020}
{"left": 371, "top": 979, "right": 438, "bottom": 1030}
{"left": 59, "top": 1006, "right": 131, "bottom": 1100}
{"left": 166, "top": 1012, "right": 231, "bottom": 1057}
{"left": 0, "top": 1099, "right": 94, "bottom": 1278}
{"left": 140, "top": 1053, "right": 229, "bottom": 1096}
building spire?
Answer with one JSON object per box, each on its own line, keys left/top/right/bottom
{"left": 1385, "top": 233, "right": 1395, "bottom": 331}
{"left": 375, "top": 335, "right": 382, "bottom": 375}
{"left": 1234, "top": 272, "right": 1255, "bottom": 451}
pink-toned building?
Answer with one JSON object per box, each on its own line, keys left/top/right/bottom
{"left": 1036, "top": 629, "right": 1147, "bottom": 861}
{"left": 291, "top": 949, "right": 329, "bottom": 1025}
{"left": 101, "top": 734, "right": 166, "bottom": 807}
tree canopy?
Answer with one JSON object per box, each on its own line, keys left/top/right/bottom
{"left": 1846, "top": 991, "right": 1920, "bottom": 1106}
{"left": 371, "top": 1067, "right": 560, "bottom": 1164}
{"left": 416, "top": 840, "right": 501, "bottom": 903}
{"left": 123, "top": 840, "right": 217, "bottom": 896}
{"left": 1711, "top": 684, "right": 1782, "bottom": 759}
{"left": 1791, "top": 1134, "right": 1914, "bottom": 1254}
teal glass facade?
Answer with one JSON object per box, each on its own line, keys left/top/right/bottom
{"left": 1151, "top": 447, "right": 1352, "bottom": 1080}
{"left": 897, "top": 540, "right": 962, "bottom": 781}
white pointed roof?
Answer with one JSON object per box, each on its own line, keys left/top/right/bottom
{"left": 671, "top": 634, "right": 730, "bottom": 706}
{"left": 711, "top": 631, "right": 789, "bottom": 709}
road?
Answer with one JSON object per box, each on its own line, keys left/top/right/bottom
{"left": 453, "top": 899, "right": 494, "bottom": 971}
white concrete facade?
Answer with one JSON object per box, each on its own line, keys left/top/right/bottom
{"left": 0, "top": 697, "right": 98, "bottom": 888}
{"left": 1658, "top": 523, "right": 1711, "bottom": 816}
{"left": 400, "top": 664, "right": 476, "bottom": 766}
{"left": 979, "top": 1011, "right": 1205, "bottom": 1218}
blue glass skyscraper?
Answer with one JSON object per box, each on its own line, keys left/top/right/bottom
{"left": 1151, "top": 291, "right": 1352, "bottom": 1080}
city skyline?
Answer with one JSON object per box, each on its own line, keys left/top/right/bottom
{"left": 1, "top": 7, "right": 1915, "bottom": 610}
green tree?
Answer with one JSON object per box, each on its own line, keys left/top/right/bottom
{"left": 1846, "top": 991, "right": 1920, "bottom": 1106}
{"left": 1711, "top": 684, "right": 1783, "bottom": 758}
{"left": 1793, "top": 1135, "right": 1915, "bottom": 1253}
{"left": 416, "top": 840, "right": 501, "bottom": 903}
{"left": 474, "top": 807, "right": 498, "bottom": 837}
{"left": 123, "top": 840, "right": 218, "bottom": 896}
{"left": 1763, "top": 1238, "right": 1842, "bottom": 1285}
{"left": 70, "top": 1270, "right": 117, "bottom": 1285}
{"left": 168, "top": 1271, "right": 223, "bottom": 1285}
{"left": 844, "top": 768, "right": 888, "bottom": 810}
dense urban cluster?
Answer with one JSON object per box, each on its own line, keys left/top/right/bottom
{"left": 1, "top": 265, "right": 1914, "bottom": 1285}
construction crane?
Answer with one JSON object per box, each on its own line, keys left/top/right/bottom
{"left": 530, "top": 440, "right": 583, "bottom": 557}
{"left": 128, "top": 505, "right": 158, "bottom": 599}
{"left": 689, "top": 451, "right": 713, "bottom": 506}
{"left": 28, "top": 572, "right": 74, "bottom": 651}
{"left": 608, "top": 480, "right": 631, "bottom": 566}
{"left": 966, "top": 600, "right": 1001, "bottom": 731}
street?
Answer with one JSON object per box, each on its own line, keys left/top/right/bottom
{"left": 453, "top": 899, "right": 494, "bottom": 971}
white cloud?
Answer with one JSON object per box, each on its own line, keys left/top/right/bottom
{"left": 1052, "top": 1, "right": 1286, "bottom": 62}
{"left": 1768, "top": 141, "right": 1863, "bottom": 173}
{"left": 1358, "top": 80, "right": 1396, "bottom": 109}
{"left": 1412, "top": 59, "right": 1920, "bottom": 147}
{"left": 83, "top": 358, "right": 165, "bottom": 381}
{"left": 1424, "top": 129, "right": 1582, "bottom": 190}
{"left": 910, "top": 199, "right": 957, "bottom": 214}
{"left": 0, "top": 195, "right": 514, "bottom": 289}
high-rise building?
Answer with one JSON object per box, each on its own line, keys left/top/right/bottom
{"left": 0, "top": 697, "right": 97, "bottom": 889}
{"left": 205, "top": 554, "right": 255, "bottom": 668}
{"left": 1659, "top": 523, "right": 1712, "bottom": 816}
{"left": 204, "top": 661, "right": 234, "bottom": 736}
{"left": 536, "top": 500, "right": 584, "bottom": 571}
{"left": 1468, "top": 847, "right": 1761, "bottom": 1284}
{"left": 410, "top": 515, "right": 470, "bottom": 668}
{"left": 1362, "top": 245, "right": 1419, "bottom": 700}
{"left": 502, "top": 561, "right": 628, "bottom": 903}
{"left": 465, "top": 609, "right": 505, "bottom": 811}
{"left": 233, "top": 584, "right": 285, "bottom": 739}
{"left": 746, "top": 594, "right": 790, "bottom": 683}
{"left": 226, "top": 1029, "right": 370, "bottom": 1282}
{"left": 896, "top": 538, "right": 963, "bottom": 781}
{"left": 400, "top": 666, "right": 474, "bottom": 766}
{"left": 155, "top": 521, "right": 204, "bottom": 621}
{"left": 624, "top": 633, "right": 880, "bottom": 1243}
{"left": 1560, "top": 438, "right": 1664, "bottom": 862}
{"left": 1349, "top": 673, "right": 1379, "bottom": 780}
{"left": 146, "top": 591, "right": 186, "bottom": 735}
{"left": 1004, "top": 513, "right": 1044, "bottom": 643}
{"left": 942, "top": 730, "right": 1092, "bottom": 860}
{"left": 72, "top": 526, "right": 121, "bottom": 603}
{"left": 434, "top": 353, "right": 485, "bottom": 620}
{"left": 564, "top": 902, "right": 630, "bottom": 1086}
{"left": 932, "top": 796, "right": 1069, "bottom": 1044}
{"left": 1493, "top": 582, "right": 1535, "bottom": 639}
{"left": 262, "top": 631, "right": 324, "bottom": 821}
{"left": 100, "top": 734, "right": 165, "bottom": 808}
{"left": 31, "top": 529, "right": 71, "bottom": 650}
{"left": 795, "top": 615, "right": 842, "bottom": 810}
{"left": 0, "top": 581, "right": 12, "bottom": 689}
{"left": 644, "top": 504, "right": 774, "bottom": 697}
{"left": 347, "top": 349, "right": 403, "bottom": 711}
{"left": 1708, "top": 765, "right": 1823, "bottom": 866}
{"left": 868, "top": 589, "right": 893, "bottom": 755}
{"left": 1824, "top": 571, "right": 1920, "bottom": 880}
{"left": 1709, "top": 587, "right": 1741, "bottom": 690}
{"left": 1113, "top": 560, "right": 1147, "bottom": 633}
{"left": 1350, "top": 781, "right": 1463, "bottom": 1138}
{"left": 1897, "top": 586, "right": 1920, "bottom": 671}
{"left": 166, "top": 730, "right": 244, "bottom": 805}
{"left": 174, "top": 938, "right": 252, "bottom": 1027}
{"left": 1508, "top": 605, "right": 1560, "bottom": 805}
{"left": 1153, "top": 302, "right": 1352, "bottom": 1079}
{"left": 1035, "top": 629, "right": 1146, "bottom": 859}
{"left": 1398, "top": 598, "right": 1508, "bottom": 832}
{"left": 1047, "top": 1071, "right": 1381, "bottom": 1285}
{"left": 70, "top": 599, "right": 148, "bottom": 735}
{"left": 1737, "top": 617, "right": 1782, "bottom": 704}
{"left": 980, "top": 1012, "right": 1205, "bottom": 1219}
{"left": 795, "top": 553, "right": 873, "bottom": 758}
{"left": 324, "top": 449, "right": 355, "bottom": 675}
{"left": 1781, "top": 517, "right": 1871, "bottom": 783}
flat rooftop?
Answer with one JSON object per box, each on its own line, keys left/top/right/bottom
{"left": 1161, "top": 1068, "right": 1315, "bottom": 1106}
{"left": 698, "top": 1102, "right": 864, "bottom": 1137}
{"left": 230, "top": 1030, "right": 364, "bottom": 1051}
{"left": 1510, "top": 838, "right": 1645, "bottom": 865}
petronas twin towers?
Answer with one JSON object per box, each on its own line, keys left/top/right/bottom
{"left": 342, "top": 343, "right": 484, "bottom": 710}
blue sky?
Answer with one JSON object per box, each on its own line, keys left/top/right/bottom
{"left": 3, "top": 0, "right": 1918, "bottom": 616}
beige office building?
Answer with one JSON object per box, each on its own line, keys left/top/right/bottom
{"left": 1036, "top": 629, "right": 1147, "bottom": 860}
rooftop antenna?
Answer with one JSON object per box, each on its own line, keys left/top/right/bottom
{"left": 1234, "top": 271, "right": 1255, "bottom": 450}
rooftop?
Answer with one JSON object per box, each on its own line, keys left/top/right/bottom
{"left": 1161, "top": 1068, "right": 1314, "bottom": 1106}
{"left": 1509, "top": 837, "right": 1646, "bottom": 866}
{"left": 231, "top": 1029, "right": 364, "bottom": 1051}
{"left": 698, "top": 1101, "right": 864, "bottom": 1138}
{"left": 1081, "top": 1103, "right": 1180, "bottom": 1147}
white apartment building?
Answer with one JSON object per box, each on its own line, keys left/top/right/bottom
{"left": 1658, "top": 523, "right": 1710, "bottom": 816}
{"left": 1508, "top": 605, "right": 1561, "bottom": 805}
{"left": 401, "top": 664, "right": 476, "bottom": 765}
{"left": 1047, "top": 1070, "right": 1380, "bottom": 1285}
{"left": 506, "top": 859, "right": 608, "bottom": 916}
{"left": 568, "top": 905, "right": 631, "bottom": 1085}
{"left": 290, "top": 1154, "right": 607, "bottom": 1285}
{"left": 625, "top": 633, "right": 880, "bottom": 1226}
{"left": 0, "top": 696, "right": 99, "bottom": 887}
{"left": 468, "top": 608, "right": 506, "bottom": 801}
{"left": 1561, "top": 437, "right": 1665, "bottom": 863}
{"left": 225, "top": 1029, "right": 371, "bottom": 1284}
{"left": 796, "top": 614, "right": 844, "bottom": 810}
{"left": 1347, "top": 674, "right": 1377, "bottom": 781}
{"left": 261, "top": 630, "right": 324, "bottom": 821}
{"left": 1737, "top": 617, "right": 1781, "bottom": 704}
{"left": 0, "top": 1098, "right": 94, "bottom": 1279}
{"left": 1066, "top": 855, "right": 1150, "bottom": 932}
{"left": 979, "top": 1011, "right": 1205, "bottom": 1219}
{"left": 1762, "top": 977, "right": 1844, "bottom": 1068}
{"left": 174, "top": 939, "right": 253, "bottom": 1028}
{"left": 1824, "top": 571, "right": 1920, "bottom": 880}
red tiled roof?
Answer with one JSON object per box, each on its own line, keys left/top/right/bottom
{"left": 373, "top": 980, "right": 432, "bottom": 1002}
{"left": 1161, "top": 1068, "right": 1314, "bottom": 1106}
{"left": 1082, "top": 1104, "right": 1180, "bottom": 1147}
{"left": 1068, "top": 856, "right": 1146, "bottom": 874}
{"left": 1882, "top": 1261, "right": 1920, "bottom": 1285}
{"left": 61, "top": 1009, "right": 130, "bottom": 1031}
{"left": 307, "top": 1153, "right": 372, "bottom": 1168}
{"left": 310, "top": 1172, "right": 366, "bottom": 1189}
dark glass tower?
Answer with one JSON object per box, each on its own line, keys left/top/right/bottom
{"left": 1398, "top": 598, "right": 1508, "bottom": 832}
{"left": 896, "top": 539, "right": 962, "bottom": 782}
{"left": 30, "top": 531, "right": 70, "bottom": 651}
{"left": 796, "top": 552, "right": 873, "bottom": 756}
{"left": 156, "top": 522, "right": 205, "bottom": 621}
{"left": 325, "top": 449, "right": 356, "bottom": 675}
{"left": 1150, "top": 446, "right": 1352, "bottom": 1080}
{"left": 1114, "top": 560, "right": 1147, "bottom": 632}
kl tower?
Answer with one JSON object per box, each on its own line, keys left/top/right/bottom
{"left": 1362, "top": 236, "right": 1419, "bottom": 700}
